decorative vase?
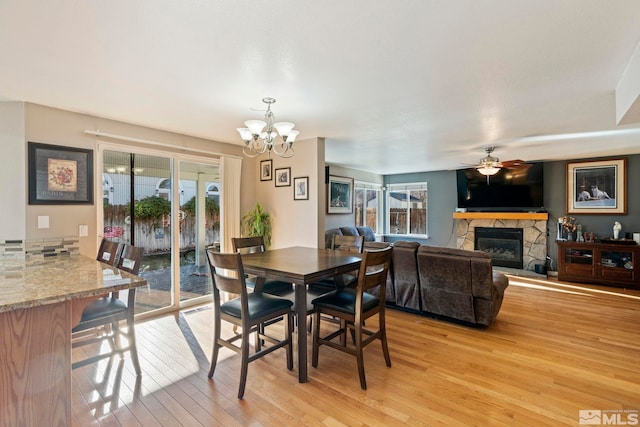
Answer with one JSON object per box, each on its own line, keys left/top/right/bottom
{"left": 567, "top": 232, "right": 574, "bottom": 241}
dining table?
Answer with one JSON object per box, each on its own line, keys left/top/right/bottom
{"left": 0, "top": 254, "right": 147, "bottom": 427}
{"left": 241, "top": 246, "right": 362, "bottom": 383}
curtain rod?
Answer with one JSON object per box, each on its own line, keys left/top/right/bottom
{"left": 84, "top": 129, "right": 241, "bottom": 159}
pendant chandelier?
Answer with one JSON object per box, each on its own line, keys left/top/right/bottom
{"left": 237, "top": 97, "right": 299, "bottom": 158}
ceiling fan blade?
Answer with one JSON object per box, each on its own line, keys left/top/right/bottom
{"left": 501, "top": 159, "right": 526, "bottom": 167}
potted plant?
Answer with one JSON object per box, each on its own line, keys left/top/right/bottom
{"left": 242, "top": 203, "right": 272, "bottom": 247}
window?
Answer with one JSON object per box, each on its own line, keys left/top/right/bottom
{"left": 386, "top": 182, "right": 428, "bottom": 236}
{"left": 354, "top": 182, "right": 382, "bottom": 233}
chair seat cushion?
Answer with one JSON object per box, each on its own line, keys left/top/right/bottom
{"left": 245, "top": 276, "right": 293, "bottom": 293}
{"left": 312, "top": 288, "right": 379, "bottom": 314}
{"left": 75, "top": 297, "right": 127, "bottom": 326}
{"left": 309, "top": 273, "right": 358, "bottom": 291}
{"left": 221, "top": 293, "right": 293, "bottom": 320}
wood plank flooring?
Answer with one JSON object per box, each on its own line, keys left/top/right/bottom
{"left": 71, "top": 276, "right": 640, "bottom": 426}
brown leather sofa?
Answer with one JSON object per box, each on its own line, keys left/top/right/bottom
{"left": 416, "top": 245, "right": 509, "bottom": 326}
{"left": 323, "top": 228, "right": 509, "bottom": 326}
{"left": 390, "top": 241, "right": 421, "bottom": 310}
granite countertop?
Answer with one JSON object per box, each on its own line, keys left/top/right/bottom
{"left": 0, "top": 254, "right": 147, "bottom": 313}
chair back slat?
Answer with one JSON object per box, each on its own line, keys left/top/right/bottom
{"left": 332, "top": 235, "right": 364, "bottom": 253}
{"left": 232, "top": 236, "right": 266, "bottom": 254}
{"left": 97, "top": 239, "right": 121, "bottom": 266}
{"left": 206, "top": 250, "right": 247, "bottom": 296}
{"left": 358, "top": 247, "right": 392, "bottom": 294}
{"left": 117, "top": 244, "right": 144, "bottom": 275}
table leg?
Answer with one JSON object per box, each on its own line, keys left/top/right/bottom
{"left": 294, "top": 283, "right": 308, "bottom": 383}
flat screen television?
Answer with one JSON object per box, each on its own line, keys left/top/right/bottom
{"left": 456, "top": 162, "right": 544, "bottom": 212}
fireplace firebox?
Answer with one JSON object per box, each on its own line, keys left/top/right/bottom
{"left": 474, "top": 227, "right": 523, "bottom": 269}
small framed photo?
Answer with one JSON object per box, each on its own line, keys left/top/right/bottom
{"left": 566, "top": 158, "right": 626, "bottom": 214}
{"left": 260, "top": 159, "right": 272, "bottom": 181}
{"left": 293, "top": 176, "right": 309, "bottom": 200}
{"left": 327, "top": 175, "right": 353, "bottom": 214}
{"left": 28, "top": 142, "right": 94, "bottom": 205}
{"left": 275, "top": 167, "right": 291, "bottom": 187}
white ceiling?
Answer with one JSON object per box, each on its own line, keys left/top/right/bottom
{"left": 2, "top": 1, "right": 640, "bottom": 175}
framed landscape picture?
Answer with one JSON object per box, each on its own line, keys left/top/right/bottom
{"left": 275, "top": 167, "right": 291, "bottom": 187}
{"left": 566, "top": 158, "right": 626, "bottom": 214}
{"left": 327, "top": 175, "right": 353, "bottom": 214}
{"left": 294, "top": 176, "right": 309, "bottom": 200}
{"left": 28, "top": 142, "right": 94, "bottom": 205}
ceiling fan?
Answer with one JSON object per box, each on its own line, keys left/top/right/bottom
{"left": 474, "top": 147, "right": 525, "bottom": 183}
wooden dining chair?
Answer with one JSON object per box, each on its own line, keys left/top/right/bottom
{"left": 311, "top": 246, "right": 392, "bottom": 390}
{"left": 309, "top": 234, "right": 365, "bottom": 292}
{"left": 206, "top": 249, "right": 293, "bottom": 399}
{"left": 72, "top": 244, "right": 144, "bottom": 375}
{"left": 231, "top": 236, "right": 293, "bottom": 294}
{"left": 96, "top": 238, "right": 121, "bottom": 266}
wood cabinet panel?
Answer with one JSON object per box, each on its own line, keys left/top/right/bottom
{"left": 557, "top": 241, "right": 639, "bottom": 289}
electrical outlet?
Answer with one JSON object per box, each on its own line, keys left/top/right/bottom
{"left": 79, "top": 225, "right": 89, "bottom": 237}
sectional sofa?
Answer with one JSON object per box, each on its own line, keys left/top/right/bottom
{"left": 324, "top": 226, "right": 509, "bottom": 326}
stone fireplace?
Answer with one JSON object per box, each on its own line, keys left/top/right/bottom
{"left": 454, "top": 213, "right": 548, "bottom": 271}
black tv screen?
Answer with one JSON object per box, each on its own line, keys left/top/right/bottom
{"left": 456, "top": 162, "right": 544, "bottom": 211}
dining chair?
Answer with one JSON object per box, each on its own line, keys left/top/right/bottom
{"left": 311, "top": 246, "right": 392, "bottom": 390}
{"left": 206, "top": 249, "right": 293, "bottom": 399}
{"left": 72, "top": 244, "right": 144, "bottom": 375}
{"left": 96, "top": 238, "right": 121, "bottom": 266}
{"left": 309, "top": 234, "right": 365, "bottom": 292}
{"left": 231, "top": 236, "right": 293, "bottom": 294}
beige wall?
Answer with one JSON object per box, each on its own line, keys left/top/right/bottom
{"left": 8, "top": 102, "right": 381, "bottom": 254}
{"left": 0, "top": 102, "right": 26, "bottom": 240}
{"left": 254, "top": 137, "right": 325, "bottom": 249}
{"left": 22, "top": 103, "right": 248, "bottom": 256}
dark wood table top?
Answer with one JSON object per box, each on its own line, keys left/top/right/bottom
{"left": 241, "top": 246, "right": 361, "bottom": 285}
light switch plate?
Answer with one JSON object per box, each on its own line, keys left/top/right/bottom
{"left": 79, "top": 225, "right": 89, "bottom": 237}
{"left": 37, "top": 216, "right": 49, "bottom": 229}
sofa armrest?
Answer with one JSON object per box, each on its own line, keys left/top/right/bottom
{"left": 492, "top": 271, "right": 509, "bottom": 294}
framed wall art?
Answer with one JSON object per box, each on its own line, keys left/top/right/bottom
{"left": 327, "top": 175, "right": 353, "bottom": 214}
{"left": 260, "top": 159, "right": 273, "bottom": 181}
{"left": 275, "top": 167, "right": 291, "bottom": 187}
{"left": 566, "top": 158, "right": 626, "bottom": 214}
{"left": 28, "top": 142, "right": 94, "bottom": 205}
{"left": 293, "top": 176, "right": 309, "bottom": 200}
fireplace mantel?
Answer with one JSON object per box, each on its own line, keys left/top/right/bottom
{"left": 453, "top": 212, "right": 548, "bottom": 220}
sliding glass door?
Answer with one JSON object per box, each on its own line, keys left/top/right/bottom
{"left": 177, "top": 160, "right": 220, "bottom": 302}
{"left": 102, "top": 148, "right": 220, "bottom": 314}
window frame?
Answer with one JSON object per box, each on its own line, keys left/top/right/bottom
{"left": 385, "top": 182, "right": 428, "bottom": 238}
{"left": 354, "top": 181, "right": 383, "bottom": 233}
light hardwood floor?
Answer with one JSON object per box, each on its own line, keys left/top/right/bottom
{"left": 71, "top": 276, "right": 640, "bottom": 426}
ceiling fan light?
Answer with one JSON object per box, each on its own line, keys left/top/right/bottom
{"left": 273, "top": 122, "right": 295, "bottom": 137}
{"left": 245, "top": 120, "right": 266, "bottom": 135}
{"left": 477, "top": 166, "right": 501, "bottom": 176}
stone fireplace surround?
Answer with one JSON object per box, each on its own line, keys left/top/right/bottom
{"left": 454, "top": 212, "right": 548, "bottom": 271}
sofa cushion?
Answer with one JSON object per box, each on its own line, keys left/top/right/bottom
{"left": 325, "top": 228, "right": 343, "bottom": 249}
{"left": 339, "top": 226, "right": 360, "bottom": 237}
{"left": 417, "top": 245, "right": 489, "bottom": 259}
{"left": 356, "top": 226, "right": 376, "bottom": 242}
{"left": 391, "top": 240, "right": 421, "bottom": 310}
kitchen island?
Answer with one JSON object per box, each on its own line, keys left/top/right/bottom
{"left": 0, "top": 254, "right": 147, "bottom": 427}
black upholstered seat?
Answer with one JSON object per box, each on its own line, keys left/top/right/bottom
{"left": 206, "top": 249, "right": 293, "bottom": 399}
{"left": 72, "top": 243, "right": 144, "bottom": 375}
{"left": 312, "top": 246, "right": 392, "bottom": 390}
